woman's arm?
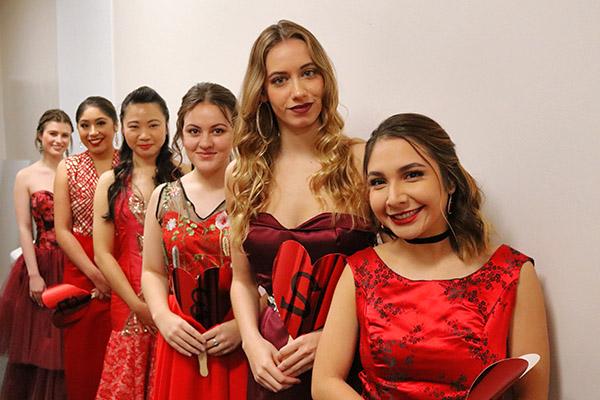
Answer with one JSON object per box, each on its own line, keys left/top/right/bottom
{"left": 54, "top": 160, "right": 109, "bottom": 297}
{"left": 141, "top": 184, "right": 205, "bottom": 356}
{"left": 225, "top": 164, "right": 299, "bottom": 392}
{"left": 509, "top": 261, "right": 550, "bottom": 399}
{"left": 312, "top": 266, "right": 361, "bottom": 400}
{"left": 13, "top": 168, "right": 44, "bottom": 305}
{"left": 93, "top": 171, "right": 154, "bottom": 328}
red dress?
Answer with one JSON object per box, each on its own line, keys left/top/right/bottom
{"left": 347, "top": 245, "right": 532, "bottom": 400}
{"left": 0, "top": 190, "right": 65, "bottom": 399}
{"left": 95, "top": 185, "right": 156, "bottom": 399}
{"left": 62, "top": 150, "right": 118, "bottom": 400}
{"left": 243, "top": 212, "right": 375, "bottom": 399}
{"left": 151, "top": 181, "right": 248, "bottom": 400}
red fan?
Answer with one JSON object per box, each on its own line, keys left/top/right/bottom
{"left": 271, "top": 240, "right": 346, "bottom": 338}
{"left": 467, "top": 353, "right": 540, "bottom": 400}
{"left": 41, "top": 284, "right": 93, "bottom": 327}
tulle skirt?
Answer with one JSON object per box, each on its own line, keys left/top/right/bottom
{"left": 0, "top": 246, "right": 66, "bottom": 400}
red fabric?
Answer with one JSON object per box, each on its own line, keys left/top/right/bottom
{"left": 348, "top": 245, "right": 532, "bottom": 400}
{"left": 62, "top": 234, "right": 111, "bottom": 400}
{"left": 151, "top": 295, "right": 247, "bottom": 400}
{"left": 95, "top": 186, "right": 156, "bottom": 399}
{"left": 152, "top": 181, "right": 248, "bottom": 399}
{"left": 243, "top": 212, "right": 375, "bottom": 399}
{"left": 0, "top": 190, "right": 66, "bottom": 399}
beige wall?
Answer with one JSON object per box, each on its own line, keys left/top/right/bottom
{"left": 0, "top": 0, "right": 60, "bottom": 162}
{"left": 112, "top": 2, "right": 599, "bottom": 398}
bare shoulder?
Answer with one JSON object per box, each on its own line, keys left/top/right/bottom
{"left": 346, "top": 138, "right": 366, "bottom": 172}
{"left": 97, "top": 169, "right": 116, "bottom": 185}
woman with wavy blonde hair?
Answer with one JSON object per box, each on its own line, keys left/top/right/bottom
{"left": 226, "top": 20, "right": 375, "bottom": 399}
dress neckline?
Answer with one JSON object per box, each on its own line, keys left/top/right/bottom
{"left": 256, "top": 211, "right": 335, "bottom": 230}
{"left": 371, "top": 244, "right": 509, "bottom": 282}
{"left": 178, "top": 180, "right": 225, "bottom": 221}
{"left": 30, "top": 189, "right": 54, "bottom": 198}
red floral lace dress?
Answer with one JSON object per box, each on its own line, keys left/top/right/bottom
{"left": 151, "top": 180, "right": 248, "bottom": 400}
{"left": 63, "top": 150, "right": 118, "bottom": 400}
{"left": 347, "top": 244, "right": 533, "bottom": 400}
{"left": 0, "top": 190, "right": 65, "bottom": 400}
{"left": 95, "top": 184, "right": 156, "bottom": 399}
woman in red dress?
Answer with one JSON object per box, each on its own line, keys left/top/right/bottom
{"left": 227, "top": 20, "right": 375, "bottom": 399}
{"left": 93, "top": 86, "right": 182, "bottom": 399}
{"left": 54, "top": 96, "right": 119, "bottom": 400}
{"left": 0, "top": 109, "right": 72, "bottom": 400}
{"left": 312, "top": 114, "right": 550, "bottom": 399}
{"left": 142, "top": 82, "right": 247, "bottom": 399}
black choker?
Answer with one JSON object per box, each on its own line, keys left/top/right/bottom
{"left": 405, "top": 230, "right": 450, "bottom": 245}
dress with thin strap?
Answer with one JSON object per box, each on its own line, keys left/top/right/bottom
{"left": 151, "top": 180, "right": 248, "bottom": 400}
{"left": 347, "top": 244, "right": 532, "bottom": 400}
{"left": 0, "top": 190, "right": 65, "bottom": 400}
{"left": 95, "top": 182, "right": 156, "bottom": 400}
{"left": 243, "top": 212, "right": 375, "bottom": 399}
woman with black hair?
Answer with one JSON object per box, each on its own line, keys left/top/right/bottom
{"left": 93, "top": 86, "right": 182, "bottom": 399}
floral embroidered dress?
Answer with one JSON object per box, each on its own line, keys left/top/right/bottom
{"left": 151, "top": 180, "right": 248, "bottom": 400}
{"left": 0, "top": 190, "right": 65, "bottom": 400}
{"left": 95, "top": 183, "right": 156, "bottom": 400}
{"left": 63, "top": 150, "right": 118, "bottom": 400}
{"left": 347, "top": 244, "right": 533, "bottom": 400}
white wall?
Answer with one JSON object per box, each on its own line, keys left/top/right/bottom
{"left": 112, "top": 2, "right": 599, "bottom": 398}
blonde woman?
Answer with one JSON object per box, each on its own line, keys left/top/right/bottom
{"left": 227, "top": 20, "right": 375, "bottom": 399}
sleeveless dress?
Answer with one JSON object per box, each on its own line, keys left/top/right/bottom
{"left": 243, "top": 212, "right": 375, "bottom": 399}
{"left": 63, "top": 150, "right": 118, "bottom": 400}
{"left": 151, "top": 180, "right": 248, "bottom": 400}
{"left": 347, "top": 244, "right": 532, "bottom": 400}
{"left": 0, "top": 190, "right": 65, "bottom": 400}
{"left": 95, "top": 184, "right": 156, "bottom": 399}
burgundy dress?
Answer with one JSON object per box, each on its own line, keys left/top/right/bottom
{"left": 95, "top": 185, "right": 156, "bottom": 400}
{"left": 151, "top": 181, "right": 248, "bottom": 400}
{"left": 243, "top": 212, "right": 375, "bottom": 399}
{"left": 63, "top": 150, "right": 118, "bottom": 400}
{"left": 347, "top": 245, "right": 532, "bottom": 400}
{"left": 0, "top": 190, "right": 65, "bottom": 400}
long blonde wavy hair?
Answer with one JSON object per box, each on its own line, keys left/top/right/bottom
{"left": 229, "top": 20, "right": 368, "bottom": 247}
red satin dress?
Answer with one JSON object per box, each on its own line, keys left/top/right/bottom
{"left": 151, "top": 181, "right": 248, "bottom": 400}
{"left": 63, "top": 151, "right": 118, "bottom": 400}
{"left": 95, "top": 185, "right": 156, "bottom": 399}
{"left": 0, "top": 191, "right": 65, "bottom": 399}
{"left": 347, "top": 244, "right": 532, "bottom": 400}
{"left": 243, "top": 212, "right": 375, "bottom": 399}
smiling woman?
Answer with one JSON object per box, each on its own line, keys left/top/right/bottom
{"left": 0, "top": 109, "right": 72, "bottom": 400}
{"left": 312, "top": 113, "right": 550, "bottom": 400}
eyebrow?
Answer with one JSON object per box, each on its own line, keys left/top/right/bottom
{"left": 267, "top": 62, "right": 317, "bottom": 79}
{"left": 367, "top": 162, "right": 427, "bottom": 177}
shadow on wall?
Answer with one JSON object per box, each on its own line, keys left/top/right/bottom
{"left": 0, "top": 160, "right": 31, "bottom": 286}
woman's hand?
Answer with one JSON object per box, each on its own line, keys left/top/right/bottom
{"left": 244, "top": 336, "right": 301, "bottom": 392}
{"left": 28, "top": 274, "right": 46, "bottom": 306}
{"left": 154, "top": 310, "right": 206, "bottom": 356}
{"left": 277, "top": 330, "right": 321, "bottom": 378}
{"left": 133, "top": 300, "right": 157, "bottom": 334}
{"left": 203, "top": 319, "right": 242, "bottom": 357}
{"left": 89, "top": 269, "right": 111, "bottom": 299}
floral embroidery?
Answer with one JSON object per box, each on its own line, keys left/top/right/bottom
{"left": 215, "top": 211, "right": 229, "bottom": 230}
{"left": 166, "top": 218, "right": 177, "bottom": 231}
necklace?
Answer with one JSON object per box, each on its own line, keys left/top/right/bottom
{"left": 405, "top": 229, "right": 450, "bottom": 245}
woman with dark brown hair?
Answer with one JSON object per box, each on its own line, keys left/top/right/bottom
{"left": 313, "top": 113, "right": 550, "bottom": 399}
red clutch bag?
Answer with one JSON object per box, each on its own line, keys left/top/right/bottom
{"left": 41, "top": 284, "right": 93, "bottom": 328}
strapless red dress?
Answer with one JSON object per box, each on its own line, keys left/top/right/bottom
{"left": 347, "top": 245, "right": 532, "bottom": 400}
{"left": 243, "top": 212, "right": 375, "bottom": 399}
{"left": 0, "top": 190, "right": 65, "bottom": 400}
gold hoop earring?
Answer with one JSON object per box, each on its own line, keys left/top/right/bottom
{"left": 256, "top": 102, "right": 275, "bottom": 141}
{"left": 447, "top": 193, "right": 453, "bottom": 215}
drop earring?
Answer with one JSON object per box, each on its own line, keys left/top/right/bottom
{"left": 447, "top": 193, "right": 453, "bottom": 215}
